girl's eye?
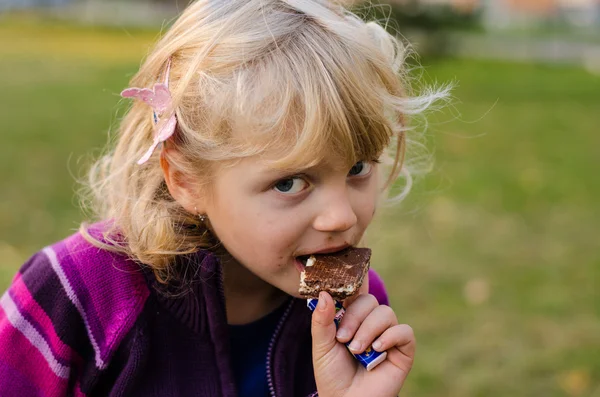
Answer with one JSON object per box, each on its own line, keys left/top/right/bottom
{"left": 273, "top": 177, "right": 308, "bottom": 194}
{"left": 348, "top": 161, "right": 372, "bottom": 177}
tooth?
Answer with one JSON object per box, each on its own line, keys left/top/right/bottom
{"left": 306, "top": 256, "right": 315, "bottom": 267}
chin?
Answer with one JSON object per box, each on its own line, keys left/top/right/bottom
{"left": 278, "top": 280, "right": 304, "bottom": 299}
{"left": 268, "top": 266, "right": 305, "bottom": 299}
{"left": 287, "top": 290, "right": 304, "bottom": 299}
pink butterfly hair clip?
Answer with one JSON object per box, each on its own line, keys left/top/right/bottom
{"left": 121, "top": 59, "right": 177, "bottom": 165}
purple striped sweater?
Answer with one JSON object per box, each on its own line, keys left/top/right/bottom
{"left": 0, "top": 226, "right": 389, "bottom": 396}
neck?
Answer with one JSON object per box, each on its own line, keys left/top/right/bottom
{"left": 217, "top": 252, "right": 288, "bottom": 325}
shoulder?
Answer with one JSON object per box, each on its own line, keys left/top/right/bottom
{"left": 3, "top": 223, "right": 151, "bottom": 370}
{"left": 367, "top": 268, "right": 389, "bottom": 306}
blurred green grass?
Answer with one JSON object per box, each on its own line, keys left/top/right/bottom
{"left": 1, "top": 16, "right": 599, "bottom": 397}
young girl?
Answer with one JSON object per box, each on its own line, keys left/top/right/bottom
{"left": 0, "top": 0, "right": 446, "bottom": 395}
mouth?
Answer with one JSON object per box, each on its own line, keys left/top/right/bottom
{"left": 294, "top": 255, "right": 311, "bottom": 273}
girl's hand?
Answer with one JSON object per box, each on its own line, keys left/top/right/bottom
{"left": 311, "top": 291, "right": 415, "bottom": 397}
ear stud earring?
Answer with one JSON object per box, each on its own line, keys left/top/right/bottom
{"left": 195, "top": 207, "right": 207, "bottom": 223}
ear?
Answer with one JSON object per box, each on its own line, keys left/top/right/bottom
{"left": 160, "top": 149, "right": 207, "bottom": 215}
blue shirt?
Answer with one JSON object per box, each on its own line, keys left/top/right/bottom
{"left": 229, "top": 301, "right": 289, "bottom": 397}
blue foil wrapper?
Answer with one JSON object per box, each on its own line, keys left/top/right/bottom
{"left": 306, "top": 298, "right": 387, "bottom": 371}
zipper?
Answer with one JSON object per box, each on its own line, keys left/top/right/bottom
{"left": 267, "top": 299, "right": 294, "bottom": 397}
{"left": 215, "top": 257, "right": 235, "bottom": 396}
{"left": 216, "top": 259, "right": 228, "bottom": 320}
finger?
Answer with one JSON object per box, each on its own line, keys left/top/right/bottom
{"left": 311, "top": 291, "right": 338, "bottom": 363}
{"left": 346, "top": 304, "right": 398, "bottom": 354}
{"left": 342, "top": 272, "right": 369, "bottom": 308}
{"left": 335, "top": 294, "right": 378, "bottom": 343}
{"left": 372, "top": 324, "right": 415, "bottom": 355}
{"left": 372, "top": 324, "right": 416, "bottom": 373}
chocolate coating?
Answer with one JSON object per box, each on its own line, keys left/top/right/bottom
{"left": 299, "top": 247, "right": 371, "bottom": 300}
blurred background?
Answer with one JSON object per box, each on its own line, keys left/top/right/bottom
{"left": 1, "top": 0, "right": 599, "bottom": 395}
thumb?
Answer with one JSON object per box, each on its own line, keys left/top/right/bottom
{"left": 311, "top": 291, "right": 338, "bottom": 362}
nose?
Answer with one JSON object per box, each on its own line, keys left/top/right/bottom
{"left": 312, "top": 188, "right": 358, "bottom": 233}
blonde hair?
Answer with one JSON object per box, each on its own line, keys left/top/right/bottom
{"left": 82, "top": 0, "right": 449, "bottom": 283}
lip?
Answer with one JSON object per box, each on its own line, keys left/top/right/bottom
{"left": 294, "top": 257, "right": 305, "bottom": 273}
{"left": 296, "top": 243, "right": 351, "bottom": 257}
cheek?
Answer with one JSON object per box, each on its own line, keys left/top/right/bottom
{"left": 356, "top": 196, "right": 376, "bottom": 229}
{"left": 212, "top": 198, "right": 300, "bottom": 261}
{"left": 355, "top": 178, "right": 380, "bottom": 226}
{"left": 248, "top": 207, "right": 303, "bottom": 255}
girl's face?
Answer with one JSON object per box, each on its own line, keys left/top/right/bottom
{"left": 201, "top": 151, "right": 380, "bottom": 298}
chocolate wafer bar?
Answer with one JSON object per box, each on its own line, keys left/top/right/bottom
{"left": 299, "top": 247, "right": 371, "bottom": 300}
{"left": 301, "top": 247, "right": 387, "bottom": 371}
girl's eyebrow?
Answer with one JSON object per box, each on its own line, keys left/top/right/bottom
{"left": 263, "top": 163, "right": 320, "bottom": 176}
{"left": 264, "top": 155, "right": 353, "bottom": 173}
{"left": 248, "top": 166, "right": 319, "bottom": 188}
{"left": 263, "top": 159, "right": 355, "bottom": 178}
{"left": 259, "top": 168, "right": 312, "bottom": 182}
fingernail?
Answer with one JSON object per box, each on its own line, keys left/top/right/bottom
{"left": 372, "top": 340, "right": 382, "bottom": 351}
{"left": 317, "top": 292, "right": 327, "bottom": 311}
{"left": 348, "top": 340, "right": 361, "bottom": 352}
{"left": 336, "top": 328, "right": 350, "bottom": 340}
